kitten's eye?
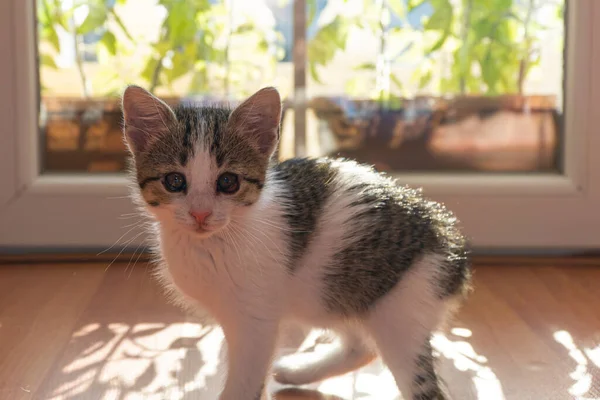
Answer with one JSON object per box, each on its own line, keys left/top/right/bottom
{"left": 163, "top": 172, "right": 186, "bottom": 192}
{"left": 217, "top": 172, "right": 240, "bottom": 194}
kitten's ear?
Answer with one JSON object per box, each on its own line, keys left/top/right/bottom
{"left": 228, "top": 87, "right": 281, "bottom": 156}
{"left": 121, "top": 85, "right": 176, "bottom": 155}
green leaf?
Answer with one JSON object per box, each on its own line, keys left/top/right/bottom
{"left": 388, "top": 1, "right": 405, "bottom": 18}
{"left": 480, "top": 50, "right": 500, "bottom": 93}
{"left": 344, "top": 76, "right": 363, "bottom": 96}
{"left": 100, "top": 31, "right": 117, "bottom": 55}
{"left": 141, "top": 58, "right": 160, "bottom": 84}
{"left": 423, "top": 0, "right": 452, "bottom": 53}
{"left": 426, "top": 28, "right": 450, "bottom": 53}
{"left": 309, "top": 63, "right": 321, "bottom": 84}
{"left": 556, "top": 4, "right": 564, "bottom": 19}
{"left": 390, "top": 73, "right": 403, "bottom": 90}
{"left": 353, "top": 62, "right": 376, "bottom": 70}
{"left": 42, "top": 26, "right": 61, "bottom": 52}
{"left": 167, "top": 2, "right": 198, "bottom": 45}
{"left": 110, "top": 9, "right": 134, "bottom": 42}
{"left": 77, "top": 6, "right": 107, "bottom": 34}
{"left": 407, "top": 0, "right": 425, "bottom": 11}
{"left": 308, "top": 16, "right": 351, "bottom": 68}
{"left": 307, "top": 0, "right": 317, "bottom": 26}
{"left": 258, "top": 39, "right": 269, "bottom": 53}
{"left": 38, "top": 0, "right": 51, "bottom": 26}
{"left": 164, "top": 50, "right": 194, "bottom": 84}
{"left": 189, "top": 67, "right": 208, "bottom": 94}
{"left": 153, "top": 42, "right": 172, "bottom": 57}
{"left": 183, "top": 42, "right": 197, "bottom": 61}
{"left": 418, "top": 70, "right": 432, "bottom": 89}
{"left": 387, "top": 95, "right": 403, "bottom": 110}
{"left": 234, "top": 23, "right": 254, "bottom": 34}
{"left": 424, "top": 1, "right": 452, "bottom": 31}
{"left": 40, "top": 53, "right": 58, "bottom": 69}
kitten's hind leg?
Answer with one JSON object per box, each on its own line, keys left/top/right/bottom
{"left": 375, "top": 333, "right": 449, "bottom": 400}
{"left": 272, "top": 329, "right": 376, "bottom": 385}
{"left": 366, "top": 254, "right": 455, "bottom": 400}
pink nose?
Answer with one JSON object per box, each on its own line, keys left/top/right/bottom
{"left": 190, "top": 210, "right": 211, "bottom": 225}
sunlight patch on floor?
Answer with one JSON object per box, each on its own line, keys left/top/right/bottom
{"left": 553, "top": 330, "right": 600, "bottom": 399}
{"left": 432, "top": 331, "right": 505, "bottom": 400}
{"left": 47, "top": 322, "right": 512, "bottom": 400}
{"left": 50, "top": 322, "right": 224, "bottom": 400}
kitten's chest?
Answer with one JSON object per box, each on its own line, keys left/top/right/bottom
{"left": 160, "top": 235, "right": 231, "bottom": 301}
{"left": 159, "top": 229, "right": 286, "bottom": 308}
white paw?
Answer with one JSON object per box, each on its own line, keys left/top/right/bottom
{"left": 272, "top": 351, "right": 328, "bottom": 385}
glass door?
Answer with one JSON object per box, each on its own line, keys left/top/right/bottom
{"left": 1, "top": 0, "right": 598, "bottom": 252}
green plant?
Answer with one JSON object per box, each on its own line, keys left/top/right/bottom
{"left": 37, "top": 0, "right": 284, "bottom": 98}
{"left": 306, "top": 0, "right": 408, "bottom": 104}
{"left": 38, "top": 0, "right": 132, "bottom": 97}
{"left": 515, "top": 0, "right": 560, "bottom": 94}
{"left": 140, "top": 0, "right": 284, "bottom": 96}
{"left": 414, "top": 0, "right": 563, "bottom": 95}
{"left": 307, "top": 0, "right": 563, "bottom": 98}
{"left": 443, "top": 0, "right": 520, "bottom": 94}
{"left": 306, "top": 2, "right": 356, "bottom": 85}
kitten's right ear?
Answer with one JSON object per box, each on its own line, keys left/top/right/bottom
{"left": 121, "top": 85, "right": 176, "bottom": 155}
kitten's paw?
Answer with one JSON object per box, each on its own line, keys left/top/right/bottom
{"left": 272, "top": 351, "right": 327, "bottom": 385}
{"left": 272, "top": 341, "right": 376, "bottom": 386}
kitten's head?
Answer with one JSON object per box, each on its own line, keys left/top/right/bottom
{"left": 122, "top": 86, "right": 281, "bottom": 238}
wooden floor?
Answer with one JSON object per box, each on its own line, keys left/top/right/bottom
{"left": 0, "top": 260, "right": 599, "bottom": 400}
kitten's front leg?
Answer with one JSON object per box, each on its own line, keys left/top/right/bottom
{"left": 220, "top": 318, "right": 279, "bottom": 400}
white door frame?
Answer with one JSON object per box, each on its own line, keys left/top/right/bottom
{"left": 1, "top": 0, "right": 598, "bottom": 251}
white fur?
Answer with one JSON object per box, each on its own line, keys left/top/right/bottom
{"left": 149, "top": 150, "right": 454, "bottom": 399}
{"left": 366, "top": 253, "right": 453, "bottom": 398}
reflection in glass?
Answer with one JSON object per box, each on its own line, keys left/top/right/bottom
{"left": 37, "top": 0, "right": 565, "bottom": 173}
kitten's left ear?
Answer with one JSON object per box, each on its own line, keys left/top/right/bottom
{"left": 122, "top": 85, "right": 176, "bottom": 155}
{"left": 228, "top": 87, "right": 282, "bottom": 156}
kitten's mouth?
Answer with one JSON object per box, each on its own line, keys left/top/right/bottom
{"left": 193, "top": 225, "right": 217, "bottom": 237}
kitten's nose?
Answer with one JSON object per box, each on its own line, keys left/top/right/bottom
{"left": 190, "top": 210, "right": 211, "bottom": 225}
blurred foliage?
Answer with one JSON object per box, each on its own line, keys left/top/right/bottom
{"left": 38, "top": 0, "right": 132, "bottom": 96}
{"left": 412, "top": 0, "right": 563, "bottom": 95}
{"left": 427, "top": 0, "right": 523, "bottom": 95}
{"left": 143, "top": 0, "right": 284, "bottom": 96}
{"left": 330, "top": 0, "right": 563, "bottom": 97}
{"left": 37, "top": 0, "right": 284, "bottom": 97}
{"left": 37, "top": 0, "right": 563, "bottom": 99}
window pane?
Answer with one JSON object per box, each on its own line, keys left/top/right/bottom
{"left": 302, "top": 0, "right": 565, "bottom": 173}
{"left": 38, "top": 0, "right": 292, "bottom": 173}
{"left": 38, "top": 0, "right": 565, "bottom": 174}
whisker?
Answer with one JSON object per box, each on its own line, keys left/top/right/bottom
{"left": 224, "top": 227, "right": 243, "bottom": 266}
{"left": 128, "top": 243, "right": 148, "bottom": 279}
{"left": 234, "top": 227, "right": 265, "bottom": 280}
{"left": 125, "top": 239, "right": 146, "bottom": 278}
{"left": 121, "top": 220, "right": 148, "bottom": 229}
{"left": 218, "top": 229, "right": 244, "bottom": 290}
{"left": 117, "top": 215, "right": 139, "bottom": 220}
{"left": 230, "top": 224, "right": 260, "bottom": 267}
{"left": 118, "top": 213, "right": 139, "bottom": 220}
{"left": 240, "top": 224, "right": 280, "bottom": 262}
{"left": 98, "top": 223, "right": 145, "bottom": 256}
{"left": 142, "top": 246, "right": 153, "bottom": 283}
{"left": 243, "top": 222, "right": 284, "bottom": 250}
{"left": 104, "top": 231, "right": 146, "bottom": 272}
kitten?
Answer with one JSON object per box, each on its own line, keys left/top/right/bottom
{"left": 122, "top": 85, "right": 472, "bottom": 400}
